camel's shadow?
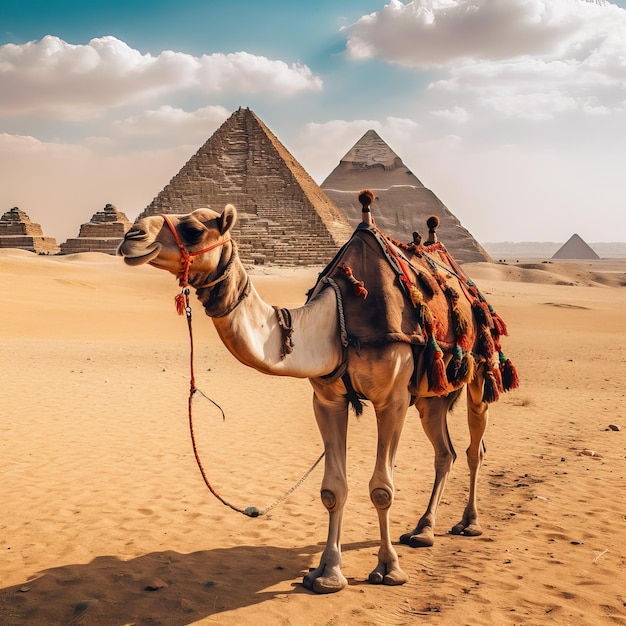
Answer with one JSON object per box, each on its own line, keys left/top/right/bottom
{"left": 0, "top": 540, "right": 379, "bottom": 624}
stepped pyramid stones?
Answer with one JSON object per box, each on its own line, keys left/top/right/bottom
{"left": 552, "top": 234, "right": 600, "bottom": 260}
{"left": 138, "top": 107, "right": 353, "bottom": 265}
{"left": 59, "top": 204, "right": 132, "bottom": 255}
{"left": 0, "top": 207, "right": 59, "bottom": 254}
{"left": 321, "top": 130, "right": 492, "bottom": 264}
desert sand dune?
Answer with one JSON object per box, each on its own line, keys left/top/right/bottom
{"left": 1, "top": 252, "right": 624, "bottom": 625}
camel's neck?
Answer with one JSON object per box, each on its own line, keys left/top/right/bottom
{"left": 190, "top": 247, "right": 343, "bottom": 379}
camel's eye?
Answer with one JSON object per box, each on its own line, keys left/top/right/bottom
{"left": 179, "top": 223, "right": 205, "bottom": 244}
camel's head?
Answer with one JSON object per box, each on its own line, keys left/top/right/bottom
{"left": 118, "top": 205, "right": 237, "bottom": 279}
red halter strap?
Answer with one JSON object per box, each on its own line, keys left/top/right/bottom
{"left": 161, "top": 214, "right": 229, "bottom": 288}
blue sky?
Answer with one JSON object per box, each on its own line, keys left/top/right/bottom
{"left": 1, "top": 0, "right": 625, "bottom": 244}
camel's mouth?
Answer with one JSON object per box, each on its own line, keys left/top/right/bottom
{"left": 118, "top": 241, "right": 162, "bottom": 266}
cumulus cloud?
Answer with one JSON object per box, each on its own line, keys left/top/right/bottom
{"left": 0, "top": 36, "right": 323, "bottom": 119}
{"left": 345, "top": 0, "right": 626, "bottom": 66}
{"left": 431, "top": 106, "right": 471, "bottom": 123}
{"left": 345, "top": 0, "right": 626, "bottom": 119}
{"left": 111, "top": 105, "right": 230, "bottom": 139}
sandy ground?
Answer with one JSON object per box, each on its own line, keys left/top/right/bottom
{"left": 0, "top": 250, "right": 624, "bottom": 625}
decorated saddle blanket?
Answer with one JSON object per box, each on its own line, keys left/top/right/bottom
{"left": 308, "top": 223, "right": 472, "bottom": 350}
{"left": 307, "top": 223, "right": 519, "bottom": 402}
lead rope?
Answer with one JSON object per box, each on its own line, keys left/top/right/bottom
{"left": 160, "top": 216, "right": 325, "bottom": 516}
{"left": 179, "top": 288, "right": 325, "bottom": 517}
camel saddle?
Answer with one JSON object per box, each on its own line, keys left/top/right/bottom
{"left": 308, "top": 223, "right": 469, "bottom": 352}
{"left": 306, "top": 222, "right": 518, "bottom": 403}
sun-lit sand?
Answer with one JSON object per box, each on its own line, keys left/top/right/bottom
{"left": 1, "top": 249, "right": 625, "bottom": 625}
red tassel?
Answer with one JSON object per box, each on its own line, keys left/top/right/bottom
{"left": 492, "top": 312, "right": 509, "bottom": 337}
{"left": 477, "top": 326, "right": 495, "bottom": 358}
{"left": 482, "top": 367, "right": 500, "bottom": 403}
{"left": 339, "top": 263, "right": 368, "bottom": 299}
{"left": 353, "top": 282, "right": 368, "bottom": 298}
{"left": 429, "top": 350, "right": 449, "bottom": 394}
{"left": 501, "top": 358, "right": 520, "bottom": 391}
{"left": 175, "top": 292, "right": 186, "bottom": 316}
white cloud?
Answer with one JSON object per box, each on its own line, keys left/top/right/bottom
{"left": 479, "top": 91, "right": 578, "bottom": 120}
{"left": 0, "top": 36, "right": 323, "bottom": 120}
{"left": 345, "top": 0, "right": 626, "bottom": 119}
{"left": 345, "top": 0, "right": 626, "bottom": 66}
{"left": 431, "top": 106, "right": 471, "bottom": 123}
{"left": 111, "top": 105, "right": 230, "bottom": 139}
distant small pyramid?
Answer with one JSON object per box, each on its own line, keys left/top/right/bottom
{"left": 138, "top": 107, "right": 353, "bottom": 265}
{"left": 0, "top": 207, "right": 59, "bottom": 254}
{"left": 59, "top": 204, "right": 132, "bottom": 255}
{"left": 552, "top": 234, "right": 600, "bottom": 260}
{"left": 321, "top": 130, "right": 492, "bottom": 264}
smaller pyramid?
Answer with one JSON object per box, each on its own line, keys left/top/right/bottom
{"left": 552, "top": 234, "right": 600, "bottom": 260}
{"left": 60, "top": 204, "right": 132, "bottom": 255}
{"left": 0, "top": 207, "right": 59, "bottom": 254}
{"left": 321, "top": 130, "right": 491, "bottom": 264}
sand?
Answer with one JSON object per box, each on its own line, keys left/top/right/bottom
{"left": 1, "top": 250, "right": 625, "bottom": 625}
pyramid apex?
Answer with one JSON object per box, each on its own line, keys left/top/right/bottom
{"left": 340, "top": 129, "right": 404, "bottom": 171}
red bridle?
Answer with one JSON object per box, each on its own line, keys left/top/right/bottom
{"left": 161, "top": 214, "right": 229, "bottom": 288}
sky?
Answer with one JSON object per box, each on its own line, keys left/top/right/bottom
{"left": 1, "top": 0, "right": 625, "bottom": 244}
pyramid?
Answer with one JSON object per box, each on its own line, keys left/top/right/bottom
{"left": 552, "top": 234, "right": 600, "bottom": 260}
{"left": 138, "top": 107, "right": 353, "bottom": 266}
{"left": 321, "top": 130, "right": 492, "bottom": 264}
{"left": 0, "top": 207, "right": 59, "bottom": 254}
{"left": 60, "top": 204, "right": 132, "bottom": 255}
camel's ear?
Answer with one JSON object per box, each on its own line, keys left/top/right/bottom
{"left": 217, "top": 204, "right": 237, "bottom": 235}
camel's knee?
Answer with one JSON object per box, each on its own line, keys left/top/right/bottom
{"left": 435, "top": 449, "right": 456, "bottom": 473}
{"left": 320, "top": 488, "right": 345, "bottom": 513}
{"left": 370, "top": 487, "right": 392, "bottom": 510}
{"left": 466, "top": 444, "right": 485, "bottom": 467}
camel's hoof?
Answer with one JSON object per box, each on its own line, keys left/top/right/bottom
{"left": 384, "top": 569, "right": 409, "bottom": 586}
{"left": 400, "top": 530, "right": 434, "bottom": 548}
{"left": 450, "top": 522, "right": 483, "bottom": 536}
{"left": 303, "top": 573, "right": 347, "bottom": 594}
{"left": 368, "top": 566, "right": 408, "bottom": 586}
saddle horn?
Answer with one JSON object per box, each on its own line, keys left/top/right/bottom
{"left": 358, "top": 189, "right": 375, "bottom": 227}
{"left": 425, "top": 215, "right": 440, "bottom": 245}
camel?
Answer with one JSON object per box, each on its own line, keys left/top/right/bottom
{"left": 118, "top": 194, "right": 518, "bottom": 594}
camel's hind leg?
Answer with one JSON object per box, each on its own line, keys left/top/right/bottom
{"left": 400, "top": 390, "right": 461, "bottom": 548}
{"left": 451, "top": 371, "right": 489, "bottom": 536}
{"left": 303, "top": 381, "right": 349, "bottom": 594}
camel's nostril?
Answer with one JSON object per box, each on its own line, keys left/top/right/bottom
{"left": 125, "top": 226, "right": 147, "bottom": 240}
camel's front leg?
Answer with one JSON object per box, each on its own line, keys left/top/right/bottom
{"left": 303, "top": 382, "right": 349, "bottom": 594}
{"left": 368, "top": 393, "right": 411, "bottom": 586}
{"left": 451, "top": 371, "right": 489, "bottom": 536}
{"left": 400, "top": 390, "right": 461, "bottom": 548}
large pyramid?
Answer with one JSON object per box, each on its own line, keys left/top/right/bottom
{"left": 60, "top": 204, "right": 132, "bottom": 255}
{"left": 139, "top": 107, "right": 353, "bottom": 266}
{"left": 0, "top": 207, "right": 59, "bottom": 254}
{"left": 552, "top": 234, "right": 600, "bottom": 260}
{"left": 321, "top": 130, "right": 492, "bottom": 264}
